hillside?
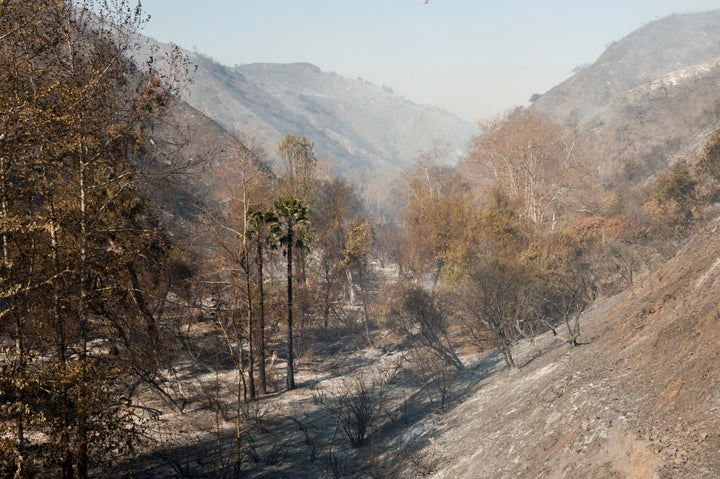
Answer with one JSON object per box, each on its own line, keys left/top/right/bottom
{"left": 533, "top": 9, "right": 720, "bottom": 183}
{"left": 580, "top": 56, "right": 720, "bottom": 183}
{"left": 534, "top": 9, "right": 720, "bottom": 124}
{"left": 413, "top": 216, "right": 720, "bottom": 478}
{"left": 133, "top": 97, "right": 272, "bottom": 249}
{"left": 134, "top": 37, "right": 474, "bottom": 194}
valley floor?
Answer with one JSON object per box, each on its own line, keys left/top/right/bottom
{"left": 114, "top": 220, "right": 720, "bottom": 478}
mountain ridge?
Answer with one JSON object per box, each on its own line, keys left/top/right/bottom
{"left": 134, "top": 36, "right": 474, "bottom": 195}
{"left": 531, "top": 9, "right": 720, "bottom": 185}
{"left": 534, "top": 9, "right": 720, "bottom": 125}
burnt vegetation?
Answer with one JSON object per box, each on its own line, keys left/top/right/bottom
{"left": 2, "top": 2, "right": 720, "bottom": 478}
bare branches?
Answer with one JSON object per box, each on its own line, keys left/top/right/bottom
{"left": 383, "top": 283, "right": 463, "bottom": 371}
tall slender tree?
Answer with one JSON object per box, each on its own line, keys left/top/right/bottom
{"left": 277, "top": 135, "right": 317, "bottom": 286}
{"left": 247, "top": 207, "right": 278, "bottom": 395}
{"left": 271, "top": 197, "right": 310, "bottom": 390}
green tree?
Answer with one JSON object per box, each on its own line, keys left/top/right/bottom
{"left": 343, "top": 214, "right": 376, "bottom": 347}
{"left": 272, "top": 197, "right": 311, "bottom": 390}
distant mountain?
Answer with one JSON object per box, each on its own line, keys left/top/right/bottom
{"left": 534, "top": 10, "right": 720, "bottom": 124}
{"left": 135, "top": 37, "right": 474, "bottom": 194}
{"left": 135, "top": 8, "right": 720, "bottom": 206}
{"left": 532, "top": 10, "right": 720, "bottom": 184}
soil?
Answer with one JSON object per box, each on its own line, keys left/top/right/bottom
{"left": 113, "top": 219, "right": 720, "bottom": 478}
{"left": 414, "top": 217, "right": 720, "bottom": 479}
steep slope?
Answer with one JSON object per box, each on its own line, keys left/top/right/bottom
{"left": 531, "top": 9, "right": 720, "bottom": 183}
{"left": 133, "top": 97, "right": 271, "bottom": 248}
{"left": 534, "top": 9, "right": 720, "bottom": 124}
{"left": 582, "top": 56, "right": 720, "bottom": 182}
{"left": 234, "top": 62, "right": 470, "bottom": 168}
{"left": 407, "top": 219, "right": 720, "bottom": 478}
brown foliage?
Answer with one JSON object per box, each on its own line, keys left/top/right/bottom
{"left": 400, "top": 156, "right": 475, "bottom": 280}
{"left": 463, "top": 109, "right": 590, "bottom": 228}
{"left": 0, "top": 1, "right": 188, "bottom": 476}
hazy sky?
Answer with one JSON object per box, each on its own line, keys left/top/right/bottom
{"left": 141, "top": 1, "right": 720, "bottom": 123}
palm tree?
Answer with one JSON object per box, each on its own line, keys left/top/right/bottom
{"left": 271, "top": 197, "right": 310, "bottom": 390}
{"left": 247, "top": 207, "right": 277, "bottom": 395}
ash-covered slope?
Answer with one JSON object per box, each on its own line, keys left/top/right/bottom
{"left": 534, "top": 9, "right": 720, "bottom": 125}
{"left": 531, "top": 9, "right": 720, "bottom": 183}
{"left": 408, "top": 219, "right": 720, "bottom": 478}
{"left": 581, "top": 56, "right": 720, "bottom": 182}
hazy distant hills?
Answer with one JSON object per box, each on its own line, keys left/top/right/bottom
{"left": 533, "top": 9, "right": 720, "bottom": 183}
{"left": 137, "top": 38, "right": 474, "bottom": 191}
{"left": 235, "top": 62, "right": 472, "bottom": 169}
{"left": 534, "top": 10, "right": 720, "bottom": 124}
{"left": 136, "top": 7, "right": 720, "bottom": 201}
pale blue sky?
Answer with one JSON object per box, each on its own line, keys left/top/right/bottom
{"left": 141, "top": 1, "right": 720, "bottom": 122}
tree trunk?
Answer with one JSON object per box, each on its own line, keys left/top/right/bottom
{"left": 127, "top": 261, "right": 159, "bottom": 368}
{"left": 50, "top": 212, "right": 75, "bottom": 479}
{"left": 286, "top": 234, "right": 295, "bottom": 390}
{"left": 357, "top": 268, "right": 373, "bottom": 348}
{"left": 244, "top": 255, "right": 256, "bottom": 399}
{"left": 257, "top": 243, "right": 267, "bottom": 395}
{"left": 77, "top": 159, "right": 90, "bottom": 479}
{"left": 1, "top": 155, "right": 8, "bottom": 268}
{"left": 2, "top": 157, "right": 26, "bottom": 472}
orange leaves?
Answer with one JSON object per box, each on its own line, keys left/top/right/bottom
{"left": 565, "top": 215, "right": 641, "bottom": 245}
{"left": 463, "top": 109, "right": 585, "bottom": 228}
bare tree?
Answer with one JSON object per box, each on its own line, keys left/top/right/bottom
{"left": 465, "top": 109, "right": 585, "bottom": 230}
{"left": 319, "top": 370, "right": 397, "bottom": 449}
{"left": 458, "top": 258, "right": 541, "bottom": 369}
{"left": 551, "top": 271, "right": 594, "bottom": 347}
{"left": 383, "top": 283, "right": 463, "bottom": 371}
